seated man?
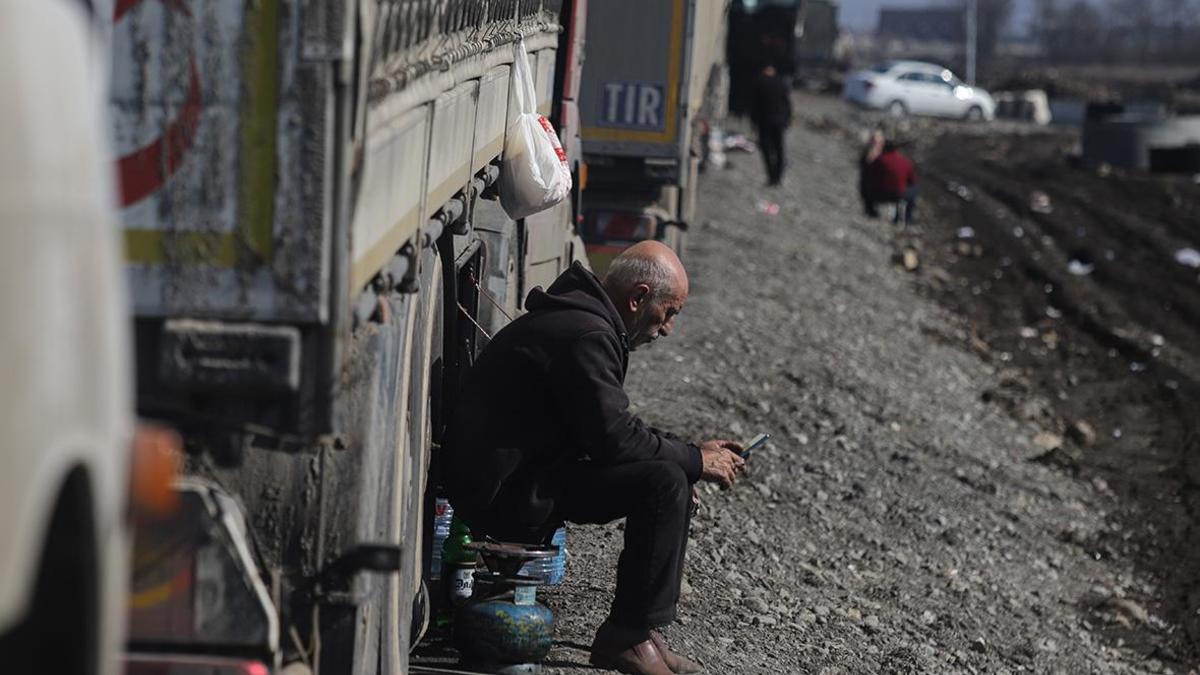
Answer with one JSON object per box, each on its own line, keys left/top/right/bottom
{"left": 865, "top": 140, "right": 919, "bottom": 225}
{"left": 445, "top": 241, "right": 744, "bottom": 675}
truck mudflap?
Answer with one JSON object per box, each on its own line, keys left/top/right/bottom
{"left": 128, "top": 479, "right": 279, "bottom": 657}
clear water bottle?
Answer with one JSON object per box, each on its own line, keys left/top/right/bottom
{"left": 430, "top": 498, "right": 454, "bottom": 580}
{"left": 521, "top": 526, "right": 567, "bottom": 585}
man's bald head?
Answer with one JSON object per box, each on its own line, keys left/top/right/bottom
{"left": 603, "top": 240, "right": 688, "bottom": 302}
{"left": 602, "top": 241, "right": 689, "bottom": 349}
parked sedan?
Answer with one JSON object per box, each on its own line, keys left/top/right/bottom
{"left": 843, "top": 60, "right": 996, "bottom": 121}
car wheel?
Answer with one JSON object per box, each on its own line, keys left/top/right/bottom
{"left": 887, "top": 100, "right": 907, "bottom": 118}
{"left": 965, "top": 106, "right": 984, "bottom": 122}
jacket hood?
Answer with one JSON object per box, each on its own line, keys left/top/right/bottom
{"left": 524, "top": 261, "right": 627, "bottom": 338}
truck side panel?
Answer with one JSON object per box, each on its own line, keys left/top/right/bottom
{"left": 350, "top": 107, "right": 430, "bottom": 292}
{"left": 579, "top": 0, "right": 689, "bottom": 159}
{"left": 424, "top": 82, "right": 480, "bottom": 221}
{"left": 113, "top": 0, "right": 330, "bottom": 323}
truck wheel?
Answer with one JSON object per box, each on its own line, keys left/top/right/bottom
{"left": 0, "top": 469, "right": 97, "bottom": 675}
{"left": 381, "top": 246, "right": 442, "bottom": 671}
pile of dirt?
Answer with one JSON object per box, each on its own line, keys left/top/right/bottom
{"left": 913, "top": 127, "right": 1200, "bottom": 661}
{"left": 990, "top": 69, "right": 1117, "bottom": 100}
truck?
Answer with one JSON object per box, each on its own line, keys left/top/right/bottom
{"left": 577, "top": 0, "right": 730, "bottom": 272}
{"left": 793, "top": 0, "right": 844, "bottom": 91}
{"left": 110, "top": 1, "right": 587, "bottom": 673}
{"left": 0, "top": 2, "right": 135, "bottom": 675}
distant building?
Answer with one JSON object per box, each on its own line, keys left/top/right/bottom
{"left": 877, "top": 7, "right": 965, "bottom": 43}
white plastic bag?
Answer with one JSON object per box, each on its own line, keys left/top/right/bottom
{"left": 497, "top": 39, "right": 572, "bottom": 220}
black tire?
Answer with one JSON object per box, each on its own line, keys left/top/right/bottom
{"left": 887, "top": 100, "right": 907, "bottom": 118}
{"left": 0, "top": 469, "right": 98, "bottom": 675}
{"left": 964, "top": 106, "right": 984, "bottom": 122}
{"left": 380, "top": 246, "right": 442, "bottom": 672}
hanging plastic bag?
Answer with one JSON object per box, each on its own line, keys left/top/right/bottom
{"left": 497, "top": 39, "right": 572, "bottom": 220}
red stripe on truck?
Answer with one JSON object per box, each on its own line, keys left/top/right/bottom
{"left": 117, "top": 58, "right": 202, "bottom": 207}
{"left": 114, "top": 0, "right": 191, "bottom": 21}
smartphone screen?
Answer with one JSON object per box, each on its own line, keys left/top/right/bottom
{"left": 741, "top": 433, "right": 770, "bottom": 458}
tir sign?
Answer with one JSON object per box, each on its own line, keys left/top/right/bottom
{"left": 600, "top": 82, "right": 666, "bottom": 131}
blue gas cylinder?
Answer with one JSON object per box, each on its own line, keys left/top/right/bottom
{"left": 453, "top": 594, "right": 554, "bottom": 666}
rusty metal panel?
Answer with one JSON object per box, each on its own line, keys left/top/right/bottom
{"left": 535, "top": 48, "right": 556, "bottom": 117}
{"left": 350, "top": 106, "right": 431, "bottom": 291}
{"left": 301, "top": 0, "right": 352, "bottom": 62}
{"left": 424, "top": 81, "right": 480, "bottom": 220}
{"left": 474, "top": 66, "right": 510, "bottom": 169}
{"left": 524, "top": 199, "right": 571, "bottom": 266}
{"left": 112, "top": 0, "right": 329, "bottom": 322}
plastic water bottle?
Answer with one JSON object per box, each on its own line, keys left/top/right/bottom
{"left": 520, "top": 526, "right": 567, "bottom": 585}
{"left": 430, "top": 498, "right": 453, "bottom": 580}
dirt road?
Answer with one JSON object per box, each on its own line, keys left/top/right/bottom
{"left": 532, "top": 98, "right": 1198, "bottom": 674}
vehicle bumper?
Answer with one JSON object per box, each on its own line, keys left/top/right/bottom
{"left": 124, "top": 653, "right": 271, "bottom": 675}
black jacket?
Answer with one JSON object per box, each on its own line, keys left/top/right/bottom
{"left": 750, "top": 71, "right": 792, "bottom": 129}
{"left": 444, "top": 262, "right": 702, "bottom": 541}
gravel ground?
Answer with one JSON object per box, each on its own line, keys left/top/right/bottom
{"left": 533, "top": 100, "right": 1199, "bottom": 674}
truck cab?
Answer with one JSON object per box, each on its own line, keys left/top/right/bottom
{"left": 0, "top": 1, "right": 133, "bottom": 674}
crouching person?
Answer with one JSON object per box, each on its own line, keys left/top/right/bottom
{"left": 445, "top": 241, "right": 745, "bottom": 675}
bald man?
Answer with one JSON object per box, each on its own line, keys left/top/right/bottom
{"left": 445, "top": 242, "right": 745, "bottom": 675}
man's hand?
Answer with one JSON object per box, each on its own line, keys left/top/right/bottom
{"left": 698, "top": 440, "right": 746, "bottom": 488}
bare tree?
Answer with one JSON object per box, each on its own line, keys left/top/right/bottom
{"left": 1157, "top": 0, "right": 1195, "bottom": 53}
{"left": 1059, "top": 0, "right": 1105, "bottom": 62}
{"left": 1106, "top": 0, "right": 1155, "bottom": 61}
{"left": 961, "top": 0, "right": 1014, "bottom": 64}
{"left": 1030, "top": 0, "right": 1060, "bottom": 57}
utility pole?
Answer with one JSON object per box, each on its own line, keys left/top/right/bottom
{"left": 965, "top": 0, "right": 978, "bottom": 84}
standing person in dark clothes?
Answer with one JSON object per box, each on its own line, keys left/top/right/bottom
{"left": 750, "top": 64, "right": 791, "bottom": 186}
{"left": 858, "top": 129, "right": 885, "bottom": 217}
{"left": 865, "top": 140, "right": 919, "bottom": 225}
{"left": 445, "top": 241, "right": 746, "bottom": 675}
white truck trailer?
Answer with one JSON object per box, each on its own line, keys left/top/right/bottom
{"left": 110, "top": 1, "right": 588, "bottom": 673}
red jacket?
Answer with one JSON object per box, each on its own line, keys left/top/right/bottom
{"left": 868, "top": 150, "right": 917, "bottom": 197}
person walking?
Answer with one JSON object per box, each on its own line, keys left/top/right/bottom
{"left": 444, "top": 242, "right": 746, "bottom": 675}
{"left": 750, "top": 64, "right": 791, "bottom": 186}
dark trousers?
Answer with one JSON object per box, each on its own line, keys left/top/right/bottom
{"left": 756, "top": 123, "right": 785, "bottom": 186}
{"left": 555, "top": 460, "right": 692, "bottom": 629}
{"left": 864, "top": 184, "right": 918, "bottom": 224}
{"left": 859, "top": 172, "right": 877, "bottom": 217}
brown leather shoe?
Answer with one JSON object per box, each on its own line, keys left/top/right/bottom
{"left": 650, "top": 630, "right": 704, "bottom": 674}
{"left": 590, "top": 638, "right": 674, "bottom": 675}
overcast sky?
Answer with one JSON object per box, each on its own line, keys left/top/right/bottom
{"left": 838, "top": 0, "right": 1035, "bottom": 34}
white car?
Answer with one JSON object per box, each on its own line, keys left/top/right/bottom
{"left": 843, "top": 60, "right": 996, "bottom": 121}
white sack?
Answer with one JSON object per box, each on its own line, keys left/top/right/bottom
{"left": 497, "top": 39, "right": 572, "bottom": 220}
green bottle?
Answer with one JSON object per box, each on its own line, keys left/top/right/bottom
{"left": 437, "top": 516, "right": 477, "bottom": 627}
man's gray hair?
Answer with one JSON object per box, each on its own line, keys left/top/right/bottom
{"left": 603, "top": 254, "right": 676, "bottom": 302}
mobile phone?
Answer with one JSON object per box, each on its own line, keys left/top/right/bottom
{"left": 740, "top": 433, "right": 770, "bottom": 459}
